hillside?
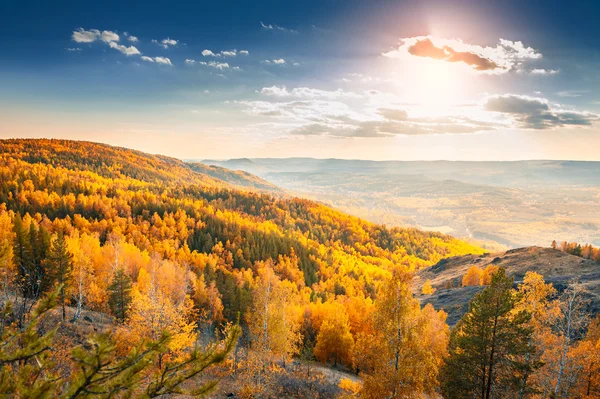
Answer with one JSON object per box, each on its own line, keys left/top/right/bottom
{"left": 0, "top": 139, "right": 281, "bottom": 193}
{"left": 187, "top": 162, "right": 282, "bottom": 194}
{"left": 201, "top": 157, "right": 600, "bottom": 248}
{"left": 415, "top": 246, "right": 600, "bottom": 325}
{"left": 0, "top": 138, "right": 482, "bottom": 298}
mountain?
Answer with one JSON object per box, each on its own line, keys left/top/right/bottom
{"left": 198, "top": 157, "right": 600, "bottom": 248}
{"left": 415, "top": 246, "right": 600, "bottom": 325}
{"left": 0, "top": 138, "right": 482, "bottom": 299}
{"left": 0, "top": 139, "right": 280, "bottom": 193}
{"left": 187, "top": 162, "right": 282, "bottom": 194}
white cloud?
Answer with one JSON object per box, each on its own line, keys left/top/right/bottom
{"left": 65, "top": 47, "right": 82, "bottom": 52}
{"left": 154, "top": 57, "right": 172, "bottom": 65}
{"left": 383, "top": 35, "right": 543, "bottom": 74}
{"left": 141, "top": 56, "right": 172, "bottom": 65}
{"left": 185, "top": 59, "right": 196, "bottom": 65}
{"left": 263, "top": 58, "right": 286, "bottom": 65}
{"left": 530, "top": 68, "right": 559, "bottom": 75}
{"left": 202, "top": 49, "right": 243, "bottom": 57}
{"left": 108, "top": 41, "right": 141, "bottom": 56}
{"left": 260, "top": 21, "right": 299, "bottom": 34}
{"left": 101, "top": 30, "right": 119, "bottom": 43}
{"left": 72, "top": 28, "right": 101, "bottom": 43}
{"left": 557, "top": 90, "right": 588, "bottom": 98}
{"left": 153, "top": 38, "right": 178, "bottom": 49}
{"left": 127, "top": 35, "right": 139, "bottom": 43}
{"left": 259, "top": 86, "right": 362, "bottom": 99}
{"left": 199, "top": 61, "right": 230, "bottom": 70}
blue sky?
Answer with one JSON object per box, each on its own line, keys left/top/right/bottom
{"left": 1, "top": 0, "right": 600, "bottom": 160}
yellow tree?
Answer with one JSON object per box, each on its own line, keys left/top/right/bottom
{"left": 0, "top": 208, "right": 14, "bottom": 296}
{"left": 247, "top": 263, "right": 302, "bottom": 364}
{"left": 127, "top": 266, "right": 197, "bottom": 360}
{"left": 462, "top": 265, "right": 483, "bottom": 286}
{"left": 66, "top": 232, "right": 98, "bottom": 320}
{"left": 314, "top": 305, "right": 354, "bottom": 367}
{"left": 421, "top": 279, "right": 435, "bottom": 295}
{"left": 514, "top": 271, "right": 557, "bottom": 397}
{"left": 362, "top": 271, "right": 449, "bottom": 398}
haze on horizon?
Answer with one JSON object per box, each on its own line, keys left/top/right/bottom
{"left": 1, "top": 0, "right": 600, "bottom": 161}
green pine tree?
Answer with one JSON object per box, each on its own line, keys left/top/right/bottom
{"left": 441, "top": 267, "right": 535, "bottom": 399}
{"left": 0, "top": 289, "right": 241, "bottom": 398}
{"left": 108, "top": 268, "right": 132, "bottom": 323}
{"left": 45, "top": 231, "right": 73, "bottom": 320}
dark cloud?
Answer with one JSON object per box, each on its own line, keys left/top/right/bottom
{"left": 484, "top": 95, "right": 599, "bottom": 129}
{"left": 408, "top": 38, "right": 502, "bottom": 72}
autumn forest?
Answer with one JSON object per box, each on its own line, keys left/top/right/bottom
{"left": 0, "top": 139, "right": 598, "bottom": 398}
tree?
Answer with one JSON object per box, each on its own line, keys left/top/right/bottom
{"left": 550, "top": 283, "right": 589, "bottom": 397}
{"left": 422, "top": 279, "right": 435, "bottom": 295}
{"left": 108, "top": 268, "right": 132, "bottom": 323}
{"left": 66, "top": 232, "right": 98, "bottom": 321}
{"left": 362, "top": 271, "right": 448, "bottom": 399}
{"left": 462, "top": 265, "right": 483, "bottom": 287}
{"left": 0, "top": 208, "right": 14, "bottom": 296}
{"left": 45, "top": 231, "right": 73, "bottom": 320}
{"left": 441, "top": 268, "right": 534, "bottom": 399}
{"left": 0, "top": 290, "right": 241, "bottom": 398}
{"left": 514, "top": 271, "right": 556, "bottom": 398}
{"left": 314, "top": 307, "right": 354, "bottom": 367}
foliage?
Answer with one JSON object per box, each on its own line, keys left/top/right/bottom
{"left": 441, "top": 268, "right": 535, "bottom": 399}
{"left": 0, "top": 291, "right": 240, "bottom": 398}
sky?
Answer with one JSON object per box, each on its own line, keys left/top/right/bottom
{"left": 1, "top": 0, "right": 600, "bottom": 161}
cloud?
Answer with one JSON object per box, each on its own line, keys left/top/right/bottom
{"left": 71, "top": 27, "right": 144, "bottom": 58}
{"left": 185, "top": 59, "right": 196, "bottom": 65}
{"left": 101, "top": 30, "right": 119, "bottom": 43}
{"left": 383, "top": 36, "right": 543, "bottom": 74}
{"left": 65, "top": 47, "right": 82, "bottom": 52}
{"left": 108, "top": 41, "right": 141, "bottom": 56}
{"left": 199, "top": 61, "right": 230, "bottom": 70}
{"left": 259, "top": 86, "right": 362, "bottom": 99}
{"left": 484, "top": 94, "right": 598, "bottom": 129}
{"left": 72, "top": 28, "right": 101, "bottom": 43}
{"left": 262, "top": 59, "right": 286, "bottom": 65}
{"left": 239, "top": 95, "right": 496, "bottom": 138}
{"left": 202, "top": 49, "right": 247, "bottom": 57}
{"left": 127, "top": 35, "right": 139, "bottom": 43}
{"left": 556, "top": 90, "right": 588, "bottom": 98}
{"left": 153, "top": 38, "right": 178, "bottom": 49}
{"left": 141, "top": 56, "right": 173, "bottom": 65}
{"left": 260, "top": 22, "right": 299, "bottom": 34}
{"left": 530, "top": 68, "right": 559, "bottom": 75}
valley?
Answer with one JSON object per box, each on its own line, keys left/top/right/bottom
{"left": 201, "top": 158, "right": 600, "bottom": 249}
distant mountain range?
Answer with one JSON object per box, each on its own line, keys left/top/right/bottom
{"left": 197, "top": 158, "right": 600, "bottom": 248}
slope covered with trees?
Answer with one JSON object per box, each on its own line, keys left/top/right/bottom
{"left": 0, "top": 138, "right": 484, "bottom": 396}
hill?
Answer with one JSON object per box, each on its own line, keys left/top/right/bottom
{"left": 0, "top": 138, "right": 482, "bottom": 300}
{"left": 0, "top": 139, "right": 281, "bottom": 193}
{"left": 415, "top": 246, "right": 600, "bottom": 325}
{"left": 200, "top": 157, "right": 600, "bottom": 248}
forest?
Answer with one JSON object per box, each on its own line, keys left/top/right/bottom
{"left": 0, "top": 139, "right": 598, "bottom": 398}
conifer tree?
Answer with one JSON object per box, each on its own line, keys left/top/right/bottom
{"left": 46, "top": 231, "right": 73, "bottom": 320}
{"left": 441, "top": 268, "right": 534, "bottom": 399}
{"left": 108, "top": 268, "right": 132, "bottom": 323}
